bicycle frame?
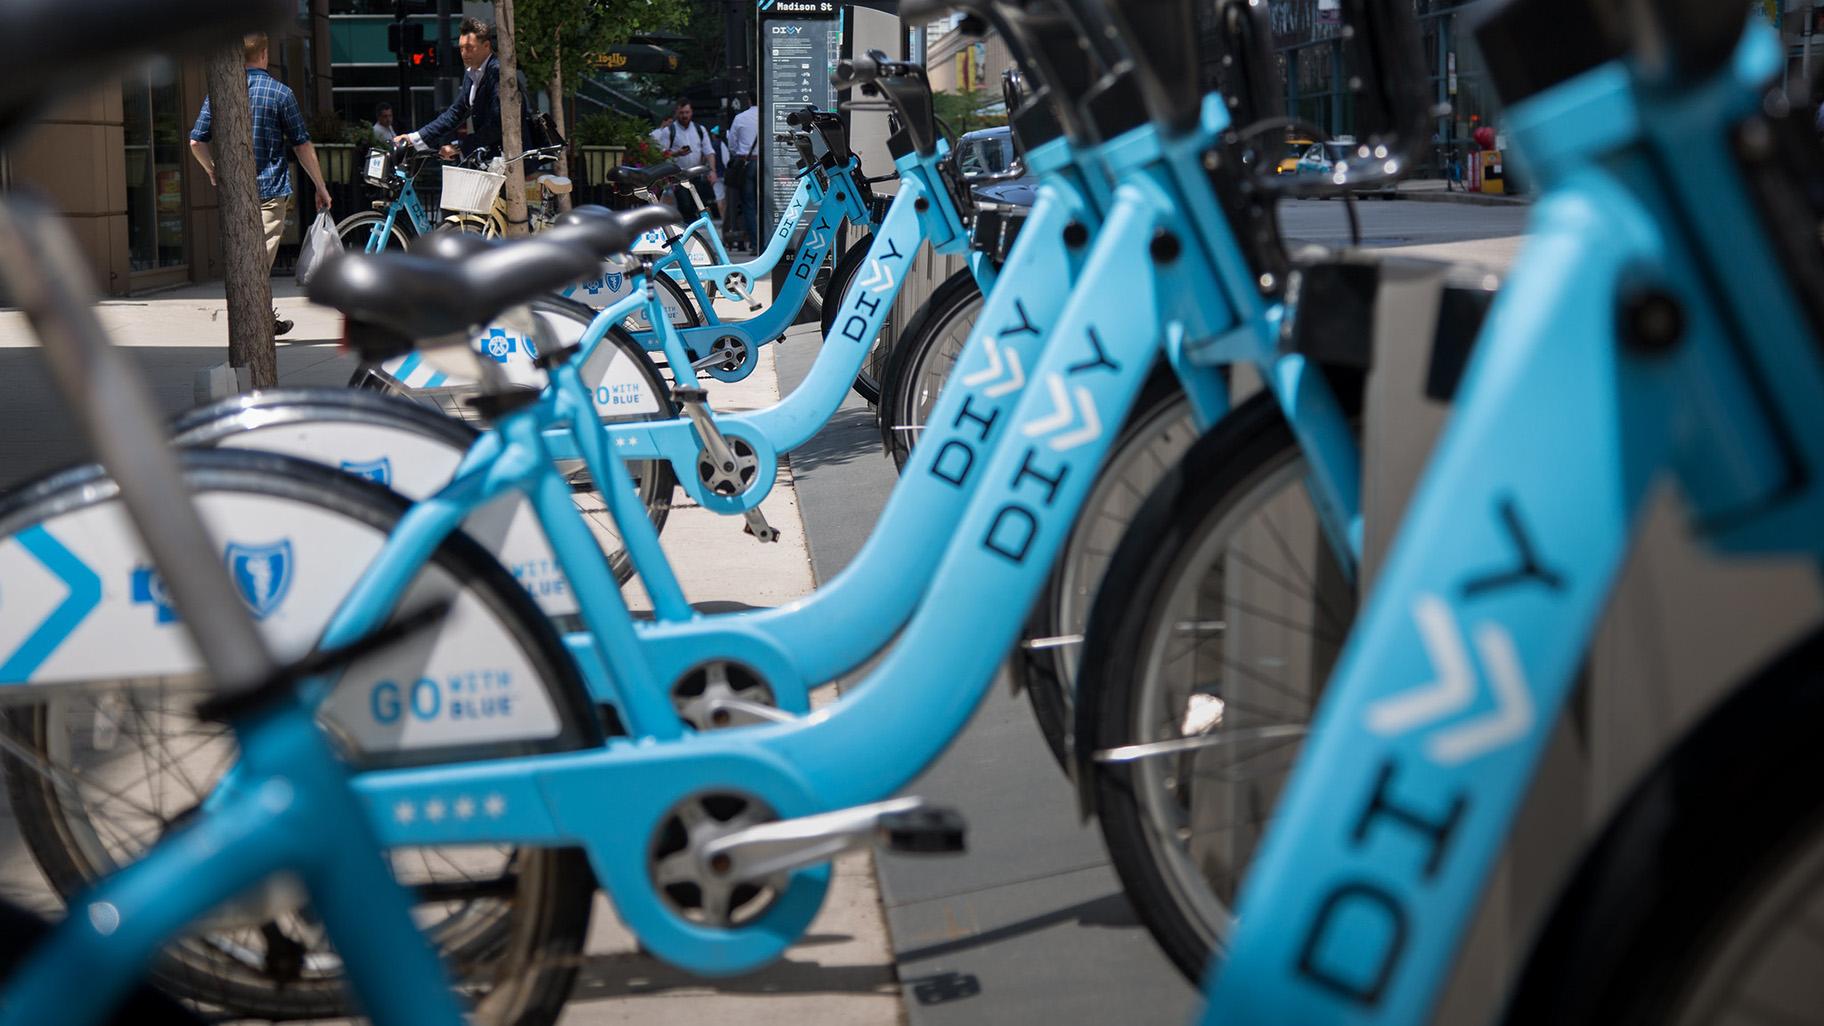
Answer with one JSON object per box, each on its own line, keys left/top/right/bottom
{"left": 530, "top": 143, "right": 967, "bottom": 514}
{"left": 367, "top": 163, "right": 437, "bottom": 253}
{"left": 1202, "top": 24, "right": 1824, "bottom": 1023}
{"left": 343, "top": 91, "right": 1371, "bottom": 977}
{"left": 560, "top": 172, "right": 823, "bottom": 326}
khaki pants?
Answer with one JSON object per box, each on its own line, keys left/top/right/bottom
{"left": 260, "top": 195, "right": 290, "bottom": 274}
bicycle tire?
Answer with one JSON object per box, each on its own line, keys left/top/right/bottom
{"left": 877, "top": 267, "right": 983, "bottom": 467}
{"left": 621, "top": 271, "right": 705, "bottom": 334}
{"left": 820, "top": 233, "right": 885, "bottom": 403}
{"left": 0, "top": 451, "right": 598, "bottom": 1025}
{"left": 1502, "top": 625, "right": 1824, "bottom": 1026}
{"left": 1077, "top": 392, "right": 1360, "bottom": 981}
{"left": 334, "top": 209, "right": 412, "bottom": 252}
{"left": 1012, "top": 369, "right": 1194, "bottom": 771}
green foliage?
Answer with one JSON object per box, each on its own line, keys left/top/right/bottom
{"left": 514, "top": 0, "right": 691, "bottom": 91}
{"left": 572, "top": 110, "right": 652, "bottom": 148}
{"left": 931, "top": 88, "right": 1006, "bottom": 137}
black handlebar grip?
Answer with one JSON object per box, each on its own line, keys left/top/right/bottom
{"left": 832, "top": 53, "right": 879, "bottom": 87}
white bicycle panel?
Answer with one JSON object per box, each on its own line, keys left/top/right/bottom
{"left": 0, "top": 493, "right": 565, "bottom": 753}
{"left": 211, "top": 421, "right": 581, "bottom": 618}
{"left": 376, "top": 307, "right": 662, "bottom": 419}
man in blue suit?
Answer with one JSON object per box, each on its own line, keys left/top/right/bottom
{"left": 395, "top": 17, "right": 528, "bottom": 160}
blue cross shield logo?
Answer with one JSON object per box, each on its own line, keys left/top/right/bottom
{"left": 339, "top": 457, "right": 392, "bottom": 486}
{"left": 582, "top": 272, "right": 625, "bottom": 296}
{"left": 129, "top": 566, "right": 179, "bottom": 624}
{"left": 225, "top": 540, "right": 294, "bottom": 620}
{"left": 481, "top": 327, "right": 517, "bottom": 363}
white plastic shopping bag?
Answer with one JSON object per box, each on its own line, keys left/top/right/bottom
{"left": 294, "top": 210, "right": 339, "bottom": 287}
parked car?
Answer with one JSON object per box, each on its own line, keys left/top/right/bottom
{"left": 957, "top": 125, "right": 1037, "bottom": 207}
{"left": 956, "top": 125, "right": 1036, "bottom": 264}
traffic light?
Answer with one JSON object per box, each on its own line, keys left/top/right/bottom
{"left": 410, "top": 42, "right": 437, "bottom": 67}
{"left": 387, "top": 21, "right": 425, "bottom": 57}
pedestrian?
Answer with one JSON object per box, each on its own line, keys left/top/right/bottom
{"left": 726, "top": 95, "right": 759, "bottom": 250}
{"left": 648, "top": 97, "right": 717, "bottom": 221}
{"left": 396, "top": 17, "right": 529, "bottom": 161}
{"left": 371, "top": 102, "right": 396, "bottom": 148}
{"left": 188, "top": 31, "right": 332, "bottom": 338}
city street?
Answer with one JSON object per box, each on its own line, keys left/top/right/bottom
{"left": 1277, "top": 195, "right": 1530, "bottom": 272}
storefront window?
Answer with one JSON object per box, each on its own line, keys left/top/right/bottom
{"left": 122, "top": 70, "right": 187, "bottom": 273}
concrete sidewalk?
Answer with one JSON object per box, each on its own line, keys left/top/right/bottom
{"left": 0, "top": 280, "right": 903, "bottom": 1025}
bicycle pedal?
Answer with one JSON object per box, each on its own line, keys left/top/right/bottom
{"left": 742, "top": 509, "right": 779, "bottom": 543}
{"left": 880, "top": 806, "right": 967, "bottom": 854}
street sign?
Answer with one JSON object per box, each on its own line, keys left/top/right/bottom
{"left": 757, "top": 2, "right": 843, "bottom": 235}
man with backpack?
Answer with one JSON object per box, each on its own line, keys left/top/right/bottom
{"left": 649, "top": 97, "right": 717, "bottom": 220}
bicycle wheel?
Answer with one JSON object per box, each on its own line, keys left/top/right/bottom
{"left": 0, "top": 452, "right": 598, "bottom": 1025}
{"left": 335, "top": 210, "right": 411, "bottom": 252}
{"left": 1502, "top": 626, "right": 1824, "bottom": 1026}
{"left": 1078, "top": 393, "right": 1359, "bottom": 981}
{"left": 1014, "top": 370, "right": 1196, "bottom": 770}
{"left": 820, "top": 233, "right": 887, "bottom": 403}
{"left": 878, "top": 268, "right": 983, "bottom": 467}
{"left": 620, "top": 272, "right": 705, "bottom": 334}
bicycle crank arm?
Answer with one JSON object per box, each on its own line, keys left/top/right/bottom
{"left": 700, "top": 797, "right": 967, "bottom": 885}
{"left": 741, "top": 507, "right": 779, "bottom": 543}
{"left": 674, "top": 386, "right": 778, "bottom": 541}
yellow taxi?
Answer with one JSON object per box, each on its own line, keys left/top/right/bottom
{"left": 1277, "top": 137, "right": 1315, "bottom": 175}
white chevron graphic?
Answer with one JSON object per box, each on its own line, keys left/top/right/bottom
{"left": 1022, "top": 375, "right": 1076, "bottom": 436}
{"left": 1050, "top": 394, "right": 1100, "bottom": 449}
{"left": 1430, "top": 623, "right": 1535, "bottom": 765}
{"left": 857, "top": 256, "right": 898, "bottom": 294}
{"left": 1366, "top": 596, "right": 1474, "bottom": 735}
{"left": 806, "top": 227, "right": 830, "bottom": 251}
{"left": 1021, "top": 374, "right": 1100, "bottom": 450}
{"left": 856, "top": 259, "right": 885, "bottom": 291}
{"left": 959, "top": 337, "right": 1026, "bottom": 397}
{"left": 1365, "top": 594, "right": 1535, "bottom": 766}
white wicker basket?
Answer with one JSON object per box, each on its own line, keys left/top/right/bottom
{"left": 439, "top": 164, "right": 506, "bottom": 214}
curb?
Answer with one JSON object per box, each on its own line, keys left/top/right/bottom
{"left": 1396, "top": 189, "right": 1530, "bottom": 208}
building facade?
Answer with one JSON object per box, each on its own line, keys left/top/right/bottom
{"left": 0, "top": 0, "right": 491, "bottom": 296}
{"left": 0, "top": 24, "right": 325, "bottom": 296}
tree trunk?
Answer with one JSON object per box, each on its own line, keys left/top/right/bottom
{"left": 493, "top": 0, "right": 531, "bottom": 237}
{"left": 547, "top": 39, "right": 572, "bottom": 213}
{"left": 203, "top": 46, "right": 278, "bottom": 388}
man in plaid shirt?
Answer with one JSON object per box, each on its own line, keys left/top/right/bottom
{"left": 188, "top": 32, "right": 332, "bottom": 337}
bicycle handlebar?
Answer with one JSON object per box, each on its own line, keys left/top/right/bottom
{"left": 833, "top": 52, "right": 918, "bottom": 89}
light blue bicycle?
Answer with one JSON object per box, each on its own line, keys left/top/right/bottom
{"left": 0, "top": 3, "right": 1371, "bottom": 1007}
